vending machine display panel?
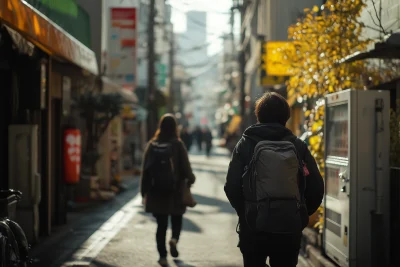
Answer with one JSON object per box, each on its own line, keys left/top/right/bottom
{"left": 326, "top": 103, "right": 349, "bottom": 158}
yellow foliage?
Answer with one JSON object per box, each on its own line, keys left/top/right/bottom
{"left": 285, "top": 0, "right": 371, "bottom": 166}
{"left": 284, "top": 0, "right": 373, "bottom": 229}
{"left": 284, "top": 0, "right": 400, "bottom": 229}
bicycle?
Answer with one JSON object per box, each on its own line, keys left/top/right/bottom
{"left": 0, "top": 189, "right": 31, "bottom": 267}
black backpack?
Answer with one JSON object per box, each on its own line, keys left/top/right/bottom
{"left": 242, "top": 135, "right": 308, "bottom": 234}
{"left": 147, "top": 142, "right": 177, "bottom": 193}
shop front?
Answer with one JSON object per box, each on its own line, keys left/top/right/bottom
{"left": 0, "top": 0, "right": 98, "bottom": 241}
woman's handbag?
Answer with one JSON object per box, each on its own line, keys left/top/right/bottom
{"left": 182, "top": 179, "right": 197, "bottom": 208}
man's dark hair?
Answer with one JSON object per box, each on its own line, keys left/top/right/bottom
{"left": 254, "top": 92, "right": 290, "bottom": 125}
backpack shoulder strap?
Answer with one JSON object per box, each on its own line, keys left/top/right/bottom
{"left": 242, "top": 134, "right": 264, "bottom": 144}
{"left": 283, "top": 136, "right": 307, "bottom": 197}
{"left": 282, "top": 136, "right": 306, "bottom": 161}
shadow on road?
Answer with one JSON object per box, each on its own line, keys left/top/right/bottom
{"left": 90, "top": 259, "right": 117, "bottom": 267}
{"left": 138, "top": 211, "right": 203, "bottom": 233}
{"left": 192, "top": 193, "right": 236, "bottom": 215}
{"left": 173, "top": 259, "right": 196, "bottom": 267}
{"left": 30, "top": 180, "right": 140, "bottom": 267}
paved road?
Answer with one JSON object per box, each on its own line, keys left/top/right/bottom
{"left": 60, "top": 148, "right": 311, "bottom": 267}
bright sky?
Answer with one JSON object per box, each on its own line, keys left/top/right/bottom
{"left": 168, "top": 0, "right": 233, "bottom": 55}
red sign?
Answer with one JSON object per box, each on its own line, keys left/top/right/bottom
{"left": 111, "top": 8, "right": 136, "bottom": 28}
{"left": 64, "top": 129, "right": 81, "bottom": 184}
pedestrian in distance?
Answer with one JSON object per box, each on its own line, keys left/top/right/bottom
{"left": 224, "top": 92, "right": 324, "bottom": 267}
{"left": 140, "top": 114, "right": 196, "bottom": 267}
{"left": 203, "top": 127, "right": 213, "bottom": 157}
{"left": 180, "top": 126, "right": 193, "bottom": 152}
{"left": 193, "top": 126, "right": 203, "bottom": 153}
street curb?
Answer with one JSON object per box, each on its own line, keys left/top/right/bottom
{"left": 305, "top": 245, "right": 336, "bottom": 267}
{"left": 30, "top": 177, "right": 140, "bottom": 265}
{"left": 60, "top": 192, "right": 142, "bottom": 266}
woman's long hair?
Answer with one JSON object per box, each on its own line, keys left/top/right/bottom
{"left": 151, "top": 113, "right": 180, "bottom": 142}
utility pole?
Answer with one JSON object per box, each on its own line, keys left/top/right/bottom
{"left": 230, "top": 8, "right": 235, "bottom": 59}
{"left": 238, "top": 1, "right": 246, "bottom": 132}
{"left": 147, "top": 0, "right": 157, "bottom": 140}
{"left": 229, "top": 6, "right": 236, "bottom": 93}
{"left": 168, "top": 24, "right": 175, "bottom": 113}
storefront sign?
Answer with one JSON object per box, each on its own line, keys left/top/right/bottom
{"left": 107, "top": 8, "right": 137, "bottom": 91}
{"left": 0, "top": 0, "right": 98, "bottom": 75}
{"left": 64, "top": 129, "right": 81, "bottom": 184}
{"left": 262, "top": 41, "right": 294, "bottom": 77}
{"left": 157, "top": 63, "right": 167, "bottom": 88}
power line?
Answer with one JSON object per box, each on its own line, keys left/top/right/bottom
{"left": 169, "top": 5, "right": 207, "bottom": 28}
{"left": 178, "top": 35, "right": 223, "bottom": 53}
{"left": 168, "top": 0, "right": 231, "bottom": 14}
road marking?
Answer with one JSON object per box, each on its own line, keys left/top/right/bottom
{"left": 61, "top": 194, "right": 142, "bottom": 266}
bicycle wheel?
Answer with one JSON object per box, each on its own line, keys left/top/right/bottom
{"left": 0, "top": 233, "right": 7, "bottom": 267}
{"left": 5, "top": 236, "right": 21, "bottom": 266}
{"left": 0, "top": 223, "right": 21, "bottom": 267}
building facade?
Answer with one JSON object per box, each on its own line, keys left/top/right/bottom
{"left": 0, "top": 0, "right": 98, "bottom": 242}
{"left": 240, "top": 0, "right": 324, "bottom": 132}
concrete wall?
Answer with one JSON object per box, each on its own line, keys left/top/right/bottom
{"left": 262, "top": 0, "right": 324, "bottom": 41}
{"left": 360, "top": 0, "right": 400, "bottom": 41}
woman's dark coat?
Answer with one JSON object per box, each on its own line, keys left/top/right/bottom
{"left": 140, "top": 139, "right": 196, "bottom": 215}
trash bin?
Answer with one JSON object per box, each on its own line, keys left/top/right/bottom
{"left": 0, "top": 193, "right": 18, "bottom": 221}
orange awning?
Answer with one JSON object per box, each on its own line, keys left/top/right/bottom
{"left": 0, "top": 0, "right": 98, "bottom": 75}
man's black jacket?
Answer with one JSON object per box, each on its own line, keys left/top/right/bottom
{"left": 224, "top": 123, "right": 324, "bottom": 235}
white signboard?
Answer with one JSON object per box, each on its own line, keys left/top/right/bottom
{"left": 107, "top": 8, "right": 137, "bottom": 91}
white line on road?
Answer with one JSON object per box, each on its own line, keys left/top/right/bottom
{"left": 61, "top": 194, "right": 142, "bottom": 266}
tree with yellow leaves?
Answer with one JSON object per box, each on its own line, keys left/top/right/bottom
{"left": 285, "top": 0, "right": 373, "bottom": 232}
{"left": 287, "top": 0, "right": 371, "bottom": 174}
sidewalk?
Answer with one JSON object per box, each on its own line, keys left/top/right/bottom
{"left": 30, "top": 175, "right": 139, "bottom": 267}
{"left": 61, "top": 150, "right": 311, "bottom": 267}
{"left": 80, "top": 153, "right": 242, "bottom": 267}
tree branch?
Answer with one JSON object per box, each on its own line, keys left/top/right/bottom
{"left": 370, "top": 0, "right": 388, "bottom": 36}
{"left": 368, "top": 10, "right": 383, "bottom": 29}
{"left": 364, "top": 24, "right": 385, "bottom": 33}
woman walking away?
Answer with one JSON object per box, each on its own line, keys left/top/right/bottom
{"left": 140, "top": 114, "right": 196, "bottom": 266}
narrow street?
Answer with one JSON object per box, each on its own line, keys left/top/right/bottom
{"left": 55, "top": 147, "right": 311, "bottom": 267}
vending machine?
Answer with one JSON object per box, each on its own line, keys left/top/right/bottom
{"left": 323, "top": 89, "right": 390, "bottom": 267}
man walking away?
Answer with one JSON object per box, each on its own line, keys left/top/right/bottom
{"left": 224, "top": 92, "right": 324, "bottom": 267}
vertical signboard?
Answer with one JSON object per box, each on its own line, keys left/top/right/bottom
{"left": 64, "top": 129, "right": 81, "bottom": 184}
{"left": 157, "top": 63, "right": 167, "bottom": 88}
{"left": 108, "top": 8, "right": 137, "bottom": 91}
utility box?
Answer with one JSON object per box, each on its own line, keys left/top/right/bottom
{"left": 323, "top": 89, "right": 390, "bottom": 267}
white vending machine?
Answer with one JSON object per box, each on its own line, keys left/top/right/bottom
{"left": 323, "top": 89, "right": 390, "bottom": 267}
